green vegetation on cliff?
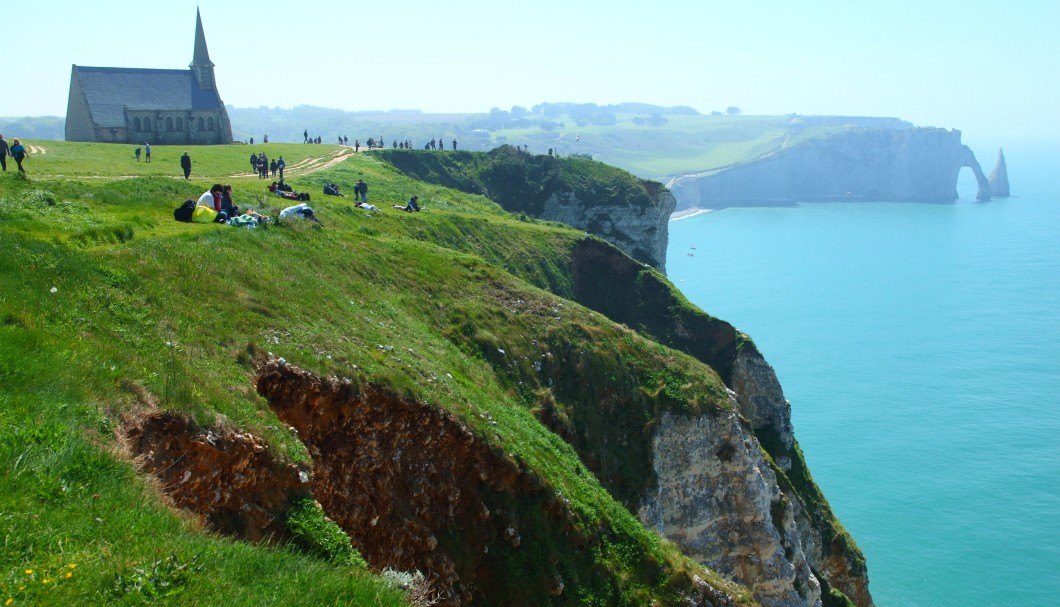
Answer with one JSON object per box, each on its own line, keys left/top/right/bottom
{"left": 0, "top": 142, "right": 761, "bottom": 606}
{"left": 376, "top": 145, "right": 661, "bottom": 217}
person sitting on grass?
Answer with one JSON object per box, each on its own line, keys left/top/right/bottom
{"left": 390, "top": 195, "right": 421, "bottom": 212}
{"left": 221, "top": 185, "right": 239, "bottom": 217}
{"left": 197, "top": 183, "right": 228, "bottom": 222}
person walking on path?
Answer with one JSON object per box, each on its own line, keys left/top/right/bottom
{"left": 0, "top": 134, "right": 9, "bottom": 171}
{"left": 277, "top": 156, "right": 285, "bottom": 180}
{"left": 144, "top": 142, "right": 151, "bottom": 163}
{"left": 180, "top": 151, "right": 192, "bottom": 179}
{"left": 10, "top": 139, "right": 28, "bottom": 173}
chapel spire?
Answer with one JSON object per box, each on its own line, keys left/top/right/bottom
{"left": 190, "top": 8, "right": 216, "bottom": 91}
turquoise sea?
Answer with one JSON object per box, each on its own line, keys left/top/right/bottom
{"left": 667, "top": 144, "right": 1060, "bottom": 607}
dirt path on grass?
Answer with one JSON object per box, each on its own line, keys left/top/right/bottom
{"left": 26, "top": 144, "right": 47, "bottom": 154}
{"left": 233, "top": 147, "right": 353, "bottom": 179}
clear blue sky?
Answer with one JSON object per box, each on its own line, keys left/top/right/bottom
{"left": 7, "top": 0, "right": 1058, "bottom": 143}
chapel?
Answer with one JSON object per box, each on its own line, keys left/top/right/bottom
{"left": 65, "top": 9, "right": 233, "bottom": 145}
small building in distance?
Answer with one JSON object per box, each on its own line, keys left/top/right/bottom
{"left": 65, "top": 9, "right": 232, "bottom": 145}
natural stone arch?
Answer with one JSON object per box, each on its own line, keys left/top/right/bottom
{"left": 959, "top": 145, "right": 992, "bottom": 201}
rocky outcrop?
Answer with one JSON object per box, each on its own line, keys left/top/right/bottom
{"left": 119, "top": 410, "right": 310, "bottom": 542}
{"left": 570, "top": 240, "right": 873, "bottom": 607}
{"left": 542, "top": 186, "right": 675, "bottom": 273}
{"left": 730, "top": 346, "right": 873, "bottom": 607}
{"left": 256, "top": 361, "right": 566, "bottom": 605}
{"left": 254, "top": 360, "right": 743, "bottom": 607}
{"left": 989, "top": 148, "right": 1010, "bottom": 197}
{"left": 639, "top": 408, "right": 821, "bottom": 607}
{"left": 668, "top": 128, "right": 992, "bottom": 209}
{"left": 732, "top": 344, "right": 794, "bottom": 459}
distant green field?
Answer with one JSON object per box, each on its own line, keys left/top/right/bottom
{"left": 484, "top": 113, "right": 848, "bottom": 180}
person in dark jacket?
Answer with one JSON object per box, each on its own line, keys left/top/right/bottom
{"left": 10, "top": 139, "right": 27, "bottom": 173}
{"left": 0, "top": 134, "right": 9, "bottom": 171}
{"left": 356, "top": 179, "right": 368, "bottom": 204}
{"left": 180, "top": 151, "right": 192, "bottom": 179}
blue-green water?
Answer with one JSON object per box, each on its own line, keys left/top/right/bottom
{"left": 667, "top": 146, "right": 1060, "bottom": 607}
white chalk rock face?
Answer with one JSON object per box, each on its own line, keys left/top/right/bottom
{"left": 640, "top": 407, "right": 822, "bottom": 607}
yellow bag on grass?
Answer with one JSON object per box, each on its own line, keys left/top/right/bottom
{"left": 191, "top": 205, "right": 218, "bottom": 223}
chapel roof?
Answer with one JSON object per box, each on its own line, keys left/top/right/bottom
{"left": 72, "top": 66, "right": 223, "bottom": 127}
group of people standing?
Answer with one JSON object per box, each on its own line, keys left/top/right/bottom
{"left": 303, "top": 130, "right": 325, "bottom": 144}
{"left": 1, "top": 134, "right": 29, "bottom": 173}
{"left": 250, "top": 152, "right": 285, "bottom": 179}
{"left": 424, "top": 138, "right": 456, "bottom": 151}
{"left": 347, "top": 137, "right": 457, "bottom": 152}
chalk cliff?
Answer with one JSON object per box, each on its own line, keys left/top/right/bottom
{"left": 570, "top": 239, "right": 873, "bottom": 607}
{"left": 989, "top": 148, "right": 1010, "bottom": 197}
{"left": 541, "top": 185, "right": 675, "bottom": 274}
{"left": 668, "top": 127, "right": 992, "bottom": 209}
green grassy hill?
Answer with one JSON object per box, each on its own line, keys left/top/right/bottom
{"left": 0, "top": 142, "right": 764, "bottom": 606}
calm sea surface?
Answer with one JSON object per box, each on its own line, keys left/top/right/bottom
{"left": 667, "top": 144, "right": 1060, "bottom": 607}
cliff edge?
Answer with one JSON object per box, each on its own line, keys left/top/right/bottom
{"left": 668, "top": 127, "right": 993, "bottom": 209}
{"left": 376, "top": 145, "right": 675, "bottom": 273}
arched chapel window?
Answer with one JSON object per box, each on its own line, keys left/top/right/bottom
{"left": 198, "top": 117, "right": 205, "bottom": 130}
{"left": 166, "top": 117, "right": 173, "bottom": 131}
{"left": 176, "top": 118, "right": 183, "bottom": 131}
{"left": 133, "top": 117, "right": 141, "bottom": 131}
{"left": 207, "top": 117, "right": 215, "bottom": 130}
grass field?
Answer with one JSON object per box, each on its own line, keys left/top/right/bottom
{"left": 13, "top": 141, "right": 345, "bottom": 180}
{"left": 484, "top": 113, "right": 850, "bottom": 180}
{"left": 0, "top": 142, "right": 756, "bottom": 606}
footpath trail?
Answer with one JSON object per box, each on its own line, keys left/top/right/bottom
{"left": 235, "top": 147, "right": 353, "bottom": 179}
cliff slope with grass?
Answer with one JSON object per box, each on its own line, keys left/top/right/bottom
{"left": 0, "top": 142, "right": 868, "bottom": 606}
{"left": 376, "top": 145, "right": 675, "bottom": 272}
